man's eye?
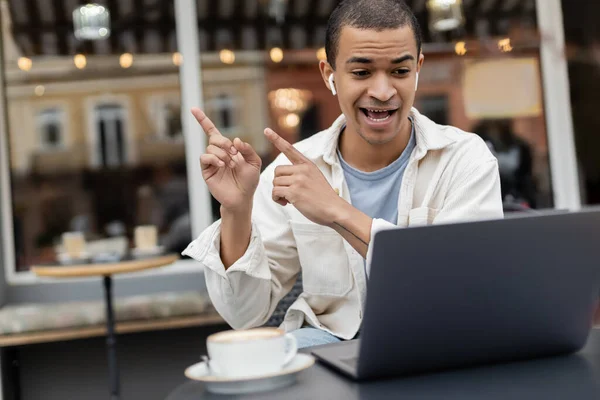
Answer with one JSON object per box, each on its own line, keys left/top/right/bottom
{"left": 352, "top": 70, "right": 370, "bottom": 77}
{"left": 393, "top": 69, "right": 410, "bottom": 76}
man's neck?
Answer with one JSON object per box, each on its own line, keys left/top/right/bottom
{"left": 338, "top": 118, "right": 413, "bottom": 172}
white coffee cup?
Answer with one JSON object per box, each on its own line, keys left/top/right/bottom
{"left": 61, "top": 232, "right": 87, "bottom": 258}
{"left": 206, "top": 327, "right": 297, "bottom": 378}
{"left": 134, "top": 225, "right": 158, "bottom": 250}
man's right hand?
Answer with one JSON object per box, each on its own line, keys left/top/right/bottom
{"left": 192, "top": 108, "right": 262, "bottom": 212}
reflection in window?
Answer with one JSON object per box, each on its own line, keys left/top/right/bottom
{"left": 206, "top": 94, "right": 238, "bottom": 135}
{"left": 474, "top": 119, "right": 537, "bottom": 209}
{"left": 1, "top": 1, "right": 193, "bottom": 275}
{"left": 37, "top": 108, "right": 64, "bottom": 150}
{"left": 165, "top": 103, "right": 182, "bottom": 139}
{"left": 415, "top": 95, "right": 448, "bottom": 126}
{"left": 150, "top": 96, "right": 183, "bottom": 141}
{"left": 562, "top": 0, "right": 600, "bottom": 205}
{"left": 94, "top": 104, "right": 127, "bottom": 168}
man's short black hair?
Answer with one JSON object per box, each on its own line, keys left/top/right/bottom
{"left": 325, "top": 0, "right": 423, "bottom": 69}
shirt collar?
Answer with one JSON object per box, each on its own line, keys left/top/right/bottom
{"left": 304, "top": 107, "right": 457, "bottom": 166}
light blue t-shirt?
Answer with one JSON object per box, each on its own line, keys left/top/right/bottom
{"left": 337, "top": 122, "right": 416, "bottom": 224}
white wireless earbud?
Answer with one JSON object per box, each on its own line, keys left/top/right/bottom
{"left": 415, "top": 72, "right": 420, "bottom": 91}
{"left": 328, "top": 74, "right": 337, "bottom": 96}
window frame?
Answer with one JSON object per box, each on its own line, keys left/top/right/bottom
{"left": 147, "top": 91, "right": 185, "bottom": 142}
{"left": 535, "top": 0, "right": 582, "bottom": 210}
{"left": 204, "top": 92, "right": 241, "bottom": 137}
{"left": 85, "top": 95, "right": 136, "bottom": 169}
{"left": 35, "top": 105, "right": 68, "bottom": 152}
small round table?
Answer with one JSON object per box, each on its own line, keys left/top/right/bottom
{"left": 32, "top": 254, "right": 179, "bottom": 400}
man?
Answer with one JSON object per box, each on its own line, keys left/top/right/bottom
{"left": 183, "top": 0, "right": 503, "bottom": 348}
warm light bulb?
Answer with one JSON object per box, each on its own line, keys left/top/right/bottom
{"left": 498, "top": 38, "right": 513, "bottom": 53}
{"left": 219, "top": 49, "right": 235, "bottom": 64}
{"left": 74, "top": 54, "right": 87, "bottom": 69}
{"left": 282, "top": 113, "right": 300, "bottom": 128}
{"left": 270, "top": 47, "right": 284, "bottom": 63}
{"left": 455, "top": 41, "right": 467, "bottom": 56}
{"left": 119, "top": 52, "right": 133, "bottom": 68}
{"left": 316, "top": 47, "right": 327, "bottom": 61}
{"left": 34, "top": 85, "right": 45, "bottom": 96}
{"left": 172, "top": 52, "right": 183, "bottom": 66}
{"left": 18, "top": 57, "right": 32, "bottom": 71}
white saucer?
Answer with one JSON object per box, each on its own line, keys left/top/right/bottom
{"left": 131, "top": 246, "right": 164, "bottom": 259}
{"left": 184, "top": 353, "right": 315, "bottom": 394}
{"left": 56, "top": 252, "right": 90, "bottom": 265}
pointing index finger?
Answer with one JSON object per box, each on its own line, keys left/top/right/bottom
{"left": 191, "top": 108, "right": 221, "bottom": 137}
{"left": 264, "top": 128, "right": 307, "bottom": 164}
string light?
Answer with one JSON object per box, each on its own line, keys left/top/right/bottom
{"left": 270, "top": 47, "right": 284, "bottom": 63}
{"left": 172, "top": 52, "right": 183, "bottom": 66}
{"left": 219, "top": 49, "right": 235, "bottom": 64}
{"left": 74, "top": 54, "right": 87, "bottom": 69}
{"left": 498, "top": 38, "right": 513, "bottom": 52}
{"left": 17, "top": 57, "right": 32, "bottom": 71}
{"left": 285, "top": 113, "right": 299, "bottom": 127}
{"left": 455, "top": 41, "right": 467, "bottom": 56}
{"left": 119, "top": 52, "right": 133, "bottom": 68}
{"left": 280, "top": 113, "right": 300, "bottom": 128}
{"left": 34, "top": 85, "right": 45, "bottom": 96}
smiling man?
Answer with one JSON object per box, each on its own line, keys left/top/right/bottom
{"left": 183, "top": 0, "right": 503, "bottom": 348}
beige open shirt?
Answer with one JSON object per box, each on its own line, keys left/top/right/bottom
{"left": 183, "top": 108, "right": 503, "bottom": 340}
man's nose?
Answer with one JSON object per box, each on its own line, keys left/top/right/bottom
{"left": 368, "top": 74, "right": 397, "bottom": 102}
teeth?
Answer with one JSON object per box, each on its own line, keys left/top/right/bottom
{"left": 367, "top": 114, "right": 391, "bottom": 122}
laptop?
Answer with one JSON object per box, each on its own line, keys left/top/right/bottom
{"left": 312, "top": 208, "right": 600, "bottom": 380}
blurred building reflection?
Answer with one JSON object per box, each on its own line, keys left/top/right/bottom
{"left": 0, "top": 0, "right": 586, "bottom": 274}
{"left": 1, "top": 0, "right": 271, "bottom": 270}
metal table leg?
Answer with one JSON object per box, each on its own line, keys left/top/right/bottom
{"left": 103, "top": 275, "right": 120, "bottom": 400}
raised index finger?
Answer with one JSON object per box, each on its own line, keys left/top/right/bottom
{"left": 191, "top": 108, "right": 220, "bottom": 137}
{"left": 264, "top": 128, "right": 307, "bottom": 164}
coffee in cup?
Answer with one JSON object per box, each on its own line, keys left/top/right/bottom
{"left": 206, "top": 327, "right": 297, "bottom": 378}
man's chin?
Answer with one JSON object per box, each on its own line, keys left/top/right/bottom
{"left": 358, "top": 130, "right": 397, "bottom": 146}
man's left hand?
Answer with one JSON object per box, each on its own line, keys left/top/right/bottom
{"left": 264, "top": 128, "right": 345, "bottom": 227}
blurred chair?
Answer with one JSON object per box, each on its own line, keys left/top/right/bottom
{"left": 264, "top": 275, "right": 303, "bottom": 327}
{"left": 503, "top": 200, "right": 539, "bottom": 214}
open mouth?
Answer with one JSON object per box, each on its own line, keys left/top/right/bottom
{"left": 359, "top": 108, "right": 398, "bottom": 122}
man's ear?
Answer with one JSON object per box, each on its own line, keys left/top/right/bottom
{"left": 417, "top": 52, "right": 425, "bottom": 74}
{"left": 415, "top": 53, "right": 425, "bottom": 91}
{"left": 319, "top": 60, "right": 336, "bottom": 95}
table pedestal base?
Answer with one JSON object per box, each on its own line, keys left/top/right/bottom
{"left": 103, "top": 275, "right": 120, "bottom": 400}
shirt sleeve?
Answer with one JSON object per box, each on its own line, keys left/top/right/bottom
{"left": 434, "top": 158, "right": 503, "bottom": 224}
{"left": 182, "top": 164, "right": 301, "bottom": 329}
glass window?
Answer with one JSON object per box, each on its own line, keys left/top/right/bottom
{"left": 205, "top": 93, "right": 239, "bottom": 137}
{"left": 1, "top": 1, "right": 193, "bottom": 273}
{"left": 194, "top": 0, "right": 552, "bottom": 211}
{"left": 37, "top": 108, "right": 65, "bottom": 150}
{"left": 0, "top": 0, "right": 577, "bottom": 278}
{"left": 149, "top": 94, "right": 183, "bottom": 141}
{"left": 562, "top": 0, "right": 600, "bottom": 205}
{"left": 94, "top": 104, "right": 127, "bottom": 167}
{"left": 414, "top": 95, "right": 449, "bottom": 126}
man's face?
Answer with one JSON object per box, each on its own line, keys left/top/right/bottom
{"left": 320, "top": 25, "right": 424, "bottom": 145}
